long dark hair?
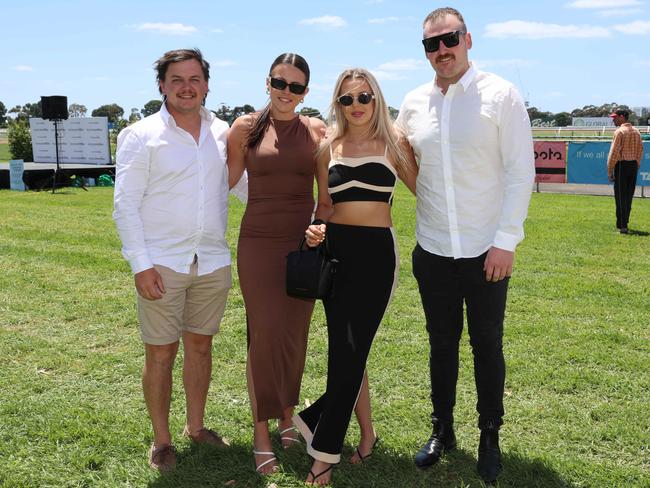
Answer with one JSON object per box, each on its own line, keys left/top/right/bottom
{"left": 245, "top": 53, "right": 310, "bottom": 149}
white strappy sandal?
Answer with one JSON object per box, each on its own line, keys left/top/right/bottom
{"left": 253, "top": 449, "right": 278, "bottom": 473}
{"left": 279, "top": 426, "right": 302, "bottom": 449}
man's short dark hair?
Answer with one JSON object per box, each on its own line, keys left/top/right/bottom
{"left": 423, "top": 7, "right": 467, "bottom": 32}
{"left": 614, "top": 109, "right": 630, "bottom": 120}
{"left": 154, "top": 48, "right": 210, "bottom": 94}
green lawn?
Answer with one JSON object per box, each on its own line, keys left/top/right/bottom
{"left": 0, "top": 187, "right": 648, "bottom": 487}
{"left": 0, "top": 142, "right": 10, "bottom": 162}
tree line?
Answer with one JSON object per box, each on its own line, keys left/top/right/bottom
{"left": 2, "top": 98, "right": 646, "bottom": 162}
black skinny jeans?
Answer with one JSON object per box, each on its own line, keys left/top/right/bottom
{"left": 412, "top": 244, "right": 508, "bottom": 430}
{"left": 614, "top": 160, "right": 638, "bottom": 229}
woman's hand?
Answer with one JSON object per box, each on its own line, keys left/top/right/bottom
{"left": 305, "top": 223, "right": 326, "bottom": 247}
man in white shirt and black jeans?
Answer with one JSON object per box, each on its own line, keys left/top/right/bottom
{"left": 113, "top": 49, "right": 244, "bottom": 473}
{"left": 397, "top": 7, "right": 534, "bottom": 484}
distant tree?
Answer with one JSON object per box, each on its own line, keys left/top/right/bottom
{"left": 298, "top": 106, "right": 322, "bottom": 120}
{"left": 527, "top": 106, "right": 552, "bottom": 124}
{"left": 9, "top": 101, "right": 42, "bottom": 122}
{"left": 213, "top": 104, "right": 233, "bottom": 124}
{"left": 0, "top": 101, "right": 7, "bottom": 127}
{"left": 92, "top": 104, "right": 124, "bottom": 124}
{"left": 141, "top": 99, "right": 162, "bottom": 118}
{"left": 388, "top": 106, "right": 399, "bottom": 121}
{"left": 68, "top": 103, "right": 87, "bottom": 118}
{"left": 232, "top": 104, "right": 256, "bottom": 121}
{"left": 553, "top": 112, "right": 572, "bottom": 127}
{"left": 129, "top": 107, "right": 142, "bottom": 124}
{"left": 8, "top": 120, "right": 33, "bottom": 161}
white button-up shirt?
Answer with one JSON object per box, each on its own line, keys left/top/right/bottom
{"left": 397, "top": 63, "right": 535, "bottom": 258}
{"left": 113, "top": 103, "right": 233, "bottom": 275}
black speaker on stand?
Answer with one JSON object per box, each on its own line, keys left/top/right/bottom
{"left": 41, "top": 96, "right": 84, "bottom": 193}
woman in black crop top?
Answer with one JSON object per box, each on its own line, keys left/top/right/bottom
{"left": 292, "top": 68, "right": 417, "bottom": 485}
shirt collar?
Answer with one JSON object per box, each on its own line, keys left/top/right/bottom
{"left": 432, "top": 61, "right": 478, "bottom": 95}
{"left": 160, "top": 101, "right": 214, "bottom": 128}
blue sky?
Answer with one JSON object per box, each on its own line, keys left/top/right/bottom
{"left": 2, "top": 0, "right": 650, "bottom": 118}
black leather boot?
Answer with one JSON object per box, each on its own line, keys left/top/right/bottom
{"left": 414, "top": 421, "right": 456, "bottom": 469}
{"left": 477, "top": 427, "right": 502, "bottom": 483}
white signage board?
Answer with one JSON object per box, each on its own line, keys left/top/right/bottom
{"left": 571, "top": 117, "right": 614, "bottom": 127}
{"left": 29, "top": 117, "right": 111, "bottom": 164}
{"left": 9, "top": 159, "right": 26, "bottom": 191}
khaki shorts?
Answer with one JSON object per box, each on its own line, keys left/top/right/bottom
{"left": 137, "top": 262, "right": 232, "bottom": 345}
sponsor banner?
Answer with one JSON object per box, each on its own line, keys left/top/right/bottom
{"left": 567, "top": 141, "right": 650, "bottom": 186}
{"left": 534, "top": 141, "right": 566, "bottom": 183}
{"left": 571, "top": 117, "right": 614, "bottom": 127}
{"left": 9, "top": 159, "right": 26, "bottom": 191}
{"left": 29, "top": 117, "right": 111, "bottom": 165}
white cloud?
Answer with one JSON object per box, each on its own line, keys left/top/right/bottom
{"left": 365, "top": 0, "right": 384, "bottom": 4}
{"left": 377, "top": 59, "right": 426, "bottom": 71}
{"left": 596, "top": 7, "right": 644, "bottom": 16}
{"left": 307, "top": 82, "right": 333, "bottom": 93}
{"left": 369, "top": 70, "right": 407, "bottom": 81}
{"left": 613, "top": 20, "right": 650, "bottom": 33}
{"left": 12, "top": 65, "right": 33, "bottom": 72}
{"left": 485, "top": 20, "right": 611, "bottom": 39}
{"left": 473, "top": 58, "right": 536, "bottom": 69}
{"left": 135, "top": 22, "right": 198, "bottom": 36}
{"left": 211, "top": 28, "right": 224, "bottom": 34}
{"left": 298, "top": 15, "right": 347, "bottom": 29}
{"left": 213, "top": 60, "right": 237, "bottom": 67}
{"left": 566, "top": 0, "right": 642, "bottom": 8}
{"left": 94, "top": 76, "right": 110, "bottom": 81}
{"left": 368, "top": 17, "right": 399, "bottom": 24}
{"left": 636, "top": 59, "right": 650, "bottom": 65}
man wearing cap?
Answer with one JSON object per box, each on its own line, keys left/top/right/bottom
{"left": 607, "top": 109, "right": 643, "bottom": 234}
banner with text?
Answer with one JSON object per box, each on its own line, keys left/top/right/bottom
{"left": 29, "top": 117, "right": 111, "bottom": 165}
{"left": 567, "top": 142, "right": 650, "bottom": 186}
{"left": 534, "top": 141, "right": 566, "bottom": 183}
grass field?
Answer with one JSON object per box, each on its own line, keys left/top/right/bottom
{"left": 0, "top": 142, "right": 10, "bottom": 163}
{"left": 0, "top": 187, "right": 648, "bottom": 487}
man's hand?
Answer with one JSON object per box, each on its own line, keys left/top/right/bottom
{"left": 135, "top": 267, "right": 165, "bottom": 300}
{"left": 483, "top": 247, "right": 514, "bottom": 282}
{"left": 608, "top": 173, "right": 615, "bottom": 182}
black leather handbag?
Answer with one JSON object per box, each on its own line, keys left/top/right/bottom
{"left": 286, "top": 237, "right": 337, "bottom": 299}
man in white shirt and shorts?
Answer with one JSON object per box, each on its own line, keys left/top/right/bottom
{"left": 397, "top": 7, "right": 535, "bottom": 484}
{"left": 114, "top": 48, "right": 244, "bottom": 473}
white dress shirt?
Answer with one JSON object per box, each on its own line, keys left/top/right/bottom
{"left": 397, "top": 63, "right": 535, "bottom": 259}
{"left": 113, "top": 103, "right": 237, "bottom": 275}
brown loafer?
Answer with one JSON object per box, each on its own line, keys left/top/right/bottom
{"left": 184, "top": 427, "right": 230, "bottom": 447}
{"left": 149, "top": 443, "right": 177, "bottom": 473}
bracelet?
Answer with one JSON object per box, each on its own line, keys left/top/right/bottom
{"left": 311, "top": 219, "right": 326, "bottom": 226}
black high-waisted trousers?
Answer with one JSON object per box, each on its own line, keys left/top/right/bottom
{"left": 294, "top": 223, "right": 397, "bottom": 463}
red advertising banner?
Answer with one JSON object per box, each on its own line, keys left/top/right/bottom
{"left": 534, "top": 141, "right": 566, "bottom": 183}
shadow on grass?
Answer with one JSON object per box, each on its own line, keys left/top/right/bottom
{"left": 146, "top": 441, "right": 570, "bottom": 488}
{"left": 626, "top": 228, "right": 649, "bottom": 236}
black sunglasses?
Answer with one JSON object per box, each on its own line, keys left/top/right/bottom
{"left": 422, "top": 30, "right": 465, "bottom": 53}
{"left": 337, "top": 92, "right": 375, "bottom": 106}
{"left": 269, "top": 77, "right": 307, "bottom": 95}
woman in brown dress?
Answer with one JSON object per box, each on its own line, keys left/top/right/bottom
{"left": 227, "top": 53, "right": 330, "bottom": 474}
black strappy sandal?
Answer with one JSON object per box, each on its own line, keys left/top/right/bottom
{"left": 307, "top": 464, "right": 333, "bottom": 485}
{"left": 353, "top": 435, "right": 380, "bottom": 463}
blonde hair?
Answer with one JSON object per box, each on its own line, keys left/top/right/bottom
{"left": 318, "top": 68, "right": 411, "bottom": 174}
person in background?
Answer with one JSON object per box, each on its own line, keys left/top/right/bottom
{"left": 396, "top": 7, "right": 535, "bottom": 484}
{"left": 607, "top": 109, "right": 643, "bottom": 234}
{"left": 226, "top": 53, "right": 329, "bottom": 474}
{"left": 113, "top": 48, "right": 245, "bottom": 473}
{"left": 294, "top": 67, "right": 417, "bottom": 485}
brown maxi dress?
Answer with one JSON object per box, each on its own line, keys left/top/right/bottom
{"left": 237, "top": 114, "right": 317, "bottom": 422}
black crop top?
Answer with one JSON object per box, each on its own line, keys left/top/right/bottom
{"left": 328, "top": 145, "right": 397, "bottom": 204}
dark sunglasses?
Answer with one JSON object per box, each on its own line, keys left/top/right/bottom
{"left": 269, "top": 77, "right": 307, "bottom": 95}
{"left": 421, "top": 30, "right": 465, "bottom": 53}
{"left": 337, "top": 92, "right": 375, "bottom": 106}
